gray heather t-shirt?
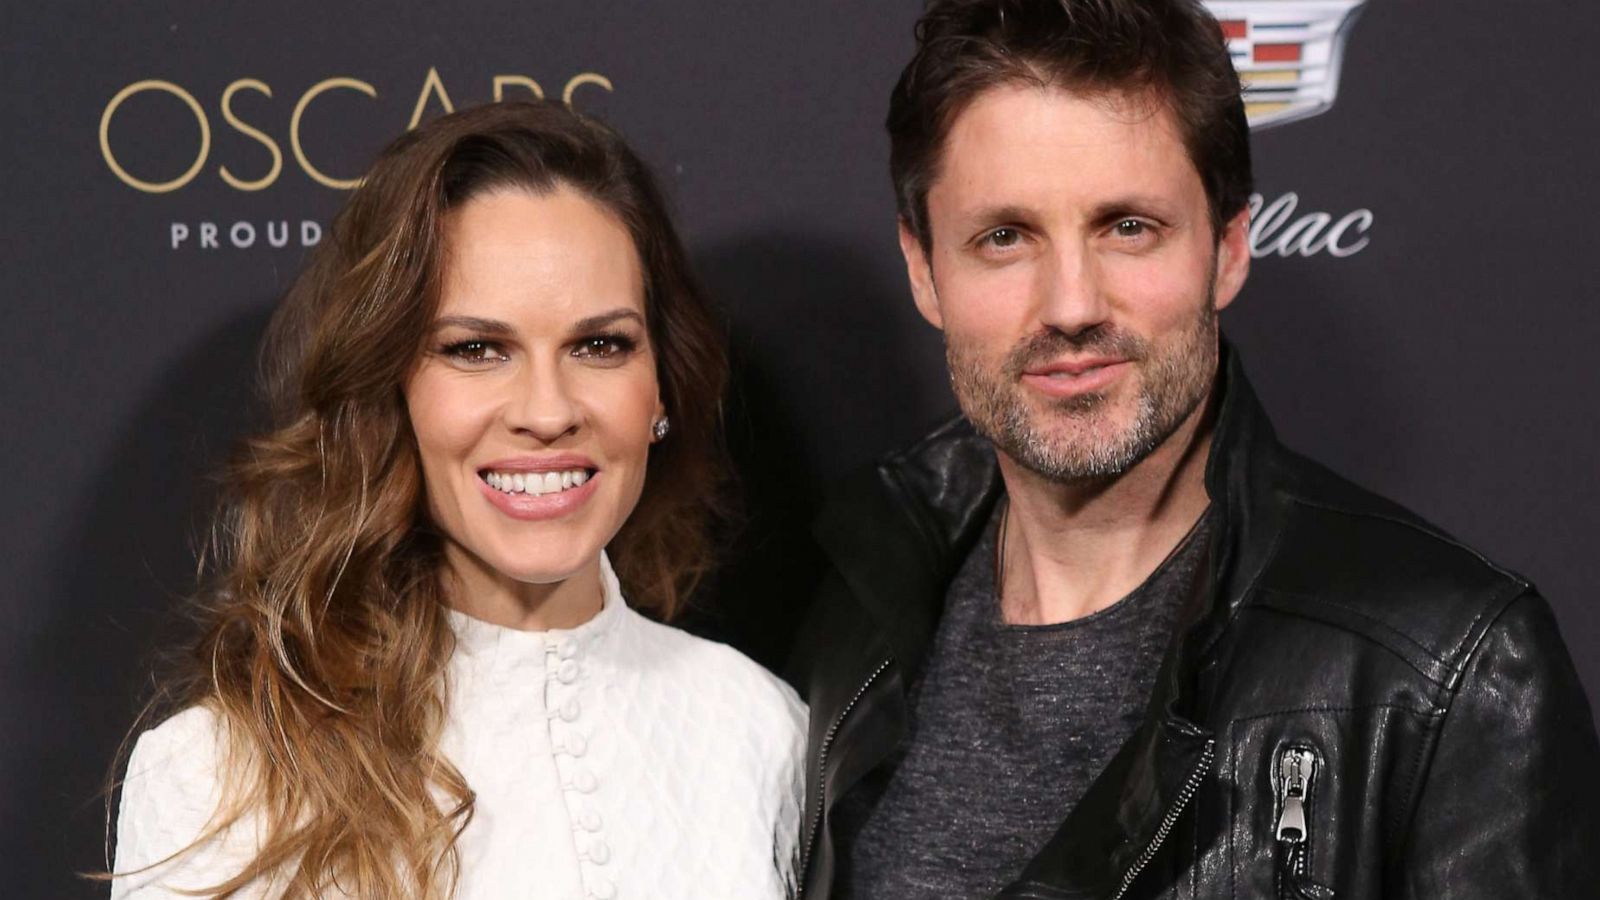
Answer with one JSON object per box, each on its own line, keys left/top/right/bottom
{"left": 836, "top": 503, "right": 1213, "bottom": 900}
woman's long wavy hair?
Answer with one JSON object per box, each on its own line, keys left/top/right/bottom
{"left": 112, "top": 100, "right": 728, "bottom": 898}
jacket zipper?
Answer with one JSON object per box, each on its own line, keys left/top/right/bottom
{"left": 1275, "top": 746, "right": 1328, "bottom": 899}
{"left": 798, "top": 656, "right": 893, "bottom": 899}
{"left": 1108, "top": 738, "right": 1216, "bottom": 900}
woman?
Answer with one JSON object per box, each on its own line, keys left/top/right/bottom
{"left": 109, "top": 101, "right": 806, "bottom": 899}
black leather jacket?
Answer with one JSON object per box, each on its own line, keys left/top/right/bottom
{"left": 787, "top": 348, "right": 1600, "bottom": 899}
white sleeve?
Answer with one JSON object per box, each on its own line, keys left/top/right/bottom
{"left": 109, "top": 707, "right": 265, "bottom": 899}
{"left": 770, "top": 679, "right": 809, "bottom": 898}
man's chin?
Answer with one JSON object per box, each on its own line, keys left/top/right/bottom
{"left": 1023, "top": 391, "right": 1130, "bottom": 434}
{"left": 994, "top": 415, "right": 1149, "bottom": 482}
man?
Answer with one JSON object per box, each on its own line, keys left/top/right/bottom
{"left": 787, "top": 1, "right": 1600, "bottom": 898}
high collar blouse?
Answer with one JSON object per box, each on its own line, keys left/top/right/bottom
{"left": 112, "top": 555, "right": 808, "bottom": 899}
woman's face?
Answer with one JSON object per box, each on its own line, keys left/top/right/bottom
{"left": 404, "top": 184, "right": 661, "bottom": 589}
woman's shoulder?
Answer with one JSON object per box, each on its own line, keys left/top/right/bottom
{"left": 113, "top": 706, "right": 257, "bottom": 897}
{"left": 123, "top": 706, "right": 226, "bottom": 801}
{"left": 615, "top": 608, "right": 806, "bottom": 734}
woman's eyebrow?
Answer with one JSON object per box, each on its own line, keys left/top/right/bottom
{"left": 431, "top": 315, "right": 514, "bottom": 335}
{"left": 571, "top": 308, "right": 644, "bottom": 332}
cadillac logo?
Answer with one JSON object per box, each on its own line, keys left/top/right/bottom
{"left": 1204, "top": 1, "right": 1368, "bottom": 129}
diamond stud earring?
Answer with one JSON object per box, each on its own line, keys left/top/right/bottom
{"left": 652, "top": 417, "right": 671, "bottom": 441}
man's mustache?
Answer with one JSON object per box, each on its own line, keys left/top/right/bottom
{"left": 1003, "top": 325, "right": 1150, "bottom": 378}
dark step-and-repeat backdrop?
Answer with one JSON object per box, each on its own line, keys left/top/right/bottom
{"left": 4, "top": 2, "right": 1597, "bottom": 895}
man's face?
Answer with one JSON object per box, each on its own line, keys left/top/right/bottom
{"left": 901, "top": 84, "right": 1250, "bottom": 482}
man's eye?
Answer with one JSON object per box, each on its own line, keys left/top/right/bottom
{"left": 573, "top": 334, "right": 636, "bottom": 359}
{"left": 984, "top": 227, "right": 1022, "bottom": 249}
{"left": 1113, "top": 219, "right": 1149, "bottom": 238}
{"left": 440, "top": 340, "right": 509, "bottom": 364}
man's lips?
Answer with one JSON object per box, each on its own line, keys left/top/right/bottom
{"left": 1022, "top": 356, "right": 1130, "bottom": 378}
{"left": 1020, "top": 357, "right": 1132, "bottom": 397}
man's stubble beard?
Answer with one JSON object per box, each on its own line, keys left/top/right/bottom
{"left": 945, "top": 289, "right": 1219, "bottom": 484}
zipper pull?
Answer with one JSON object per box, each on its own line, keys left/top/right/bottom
{"left": 1275, "top": 747, "right": 1314, "bottom": 842}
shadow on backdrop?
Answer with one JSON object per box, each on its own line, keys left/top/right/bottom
{"left": 1223, "top": 260, "right": 1418, "bottom": 490}
{"left": 685, "top": 232, "right": 946, "bottom": 674}
{"left": 20, "top": 304, "right": 275, "bottom": 900}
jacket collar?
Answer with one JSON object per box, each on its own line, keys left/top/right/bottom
{"left": 813, "top": 340, "right": 1293, "bottom": 895}
{"left": 811, "top": 414, "right": 1003, "bottom": 680}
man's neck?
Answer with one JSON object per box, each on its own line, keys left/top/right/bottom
{"left": 996, "top": 394, "right": 1216, "bottom": 626}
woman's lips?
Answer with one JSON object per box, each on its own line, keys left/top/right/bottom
{"left": 477, "top": 470, "right": 600, "bottom": 521}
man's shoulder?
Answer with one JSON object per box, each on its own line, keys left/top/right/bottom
{"left": 814, "top": 414, "right": 998, "bottom": 560}
{"left": 841, "top": 415, "right": 993, "bottom": 521}
{"left": 1253, "top": 446, "right": 1533, "bottom": 672}
{"left": 875, "top": 414, "right": 990, "bottom": 482}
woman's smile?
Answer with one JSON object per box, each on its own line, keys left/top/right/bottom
{"left": 476, "top": 456, "right": 602, "bottom": 521}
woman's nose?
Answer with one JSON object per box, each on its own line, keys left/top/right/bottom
{"left": 503, "top": 357, "right": 581, "bottom": 442}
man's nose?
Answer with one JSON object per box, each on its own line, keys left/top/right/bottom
{"left": 1035, "top": 241, "right": 1110, "bottom": 336}
{"left": 503, "top": 356, "right": 581, "bottom": 442}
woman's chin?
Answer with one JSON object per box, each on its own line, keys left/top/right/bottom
{"left": 441, "top": 533, "right": 602, "bottom": 588}
{"left": 474, "top": 549, "right": 597, "bottom": 586}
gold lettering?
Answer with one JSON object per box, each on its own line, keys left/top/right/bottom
{"left": 291, "top": 77, "right": 376, "bottom": 190}
{"left": 408, "top": 66, "right": 456, "bottom": 130}
{"left": 218, "top": 79, "right": 283, "bottom": 192}
{"left": 99, "top": 80, "right": 210, "bottom": 194}
{"left": 562, "top": 72, "right": 613, "bottom": 107}
{"left": 493, "top": 75, "right": 545, "bottom": 102}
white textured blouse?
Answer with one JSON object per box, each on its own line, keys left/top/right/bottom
{"left": 111, "top": 556, "right": 808, "bottom": 899}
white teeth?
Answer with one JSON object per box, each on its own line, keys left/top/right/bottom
{"left": 484, "top": 469, "right": 592, "bottom": 496}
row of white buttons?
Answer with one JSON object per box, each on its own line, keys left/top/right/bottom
{"left": 545, "top": 634, "right": 613, "bottom": 900}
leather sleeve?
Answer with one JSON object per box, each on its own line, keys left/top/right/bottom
{"left": 1400, "top": 591, "right": 1600, "bottom": 898}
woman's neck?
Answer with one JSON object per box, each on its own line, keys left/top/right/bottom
{"left": 440, "top": 547, "right": 605, "bottom": 631}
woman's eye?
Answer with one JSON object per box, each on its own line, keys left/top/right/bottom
{"left": 572, "top": 334, "right": 636, "bottom": 360}
{"left": 440, "top": 340, "right": 508, "bottom": 365}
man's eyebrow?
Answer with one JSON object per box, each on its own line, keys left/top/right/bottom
{"left": 431, "top": 315, "right": 514, "bottom": 335}
{"left": 962, "top": 204, "right": 1037, "bottom": 225}
{"left": 571, "top": 308, "right": 644, "bottom": 332}
{"left": 960, "top": 198, "right": 1183, "bottom": 227}
{"left": 1084, "top": 196, "right": 1181, "bottom": 224}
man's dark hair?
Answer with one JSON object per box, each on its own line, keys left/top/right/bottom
{"left": 888, "top": 0, "right": 1253, "bottom": 249}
